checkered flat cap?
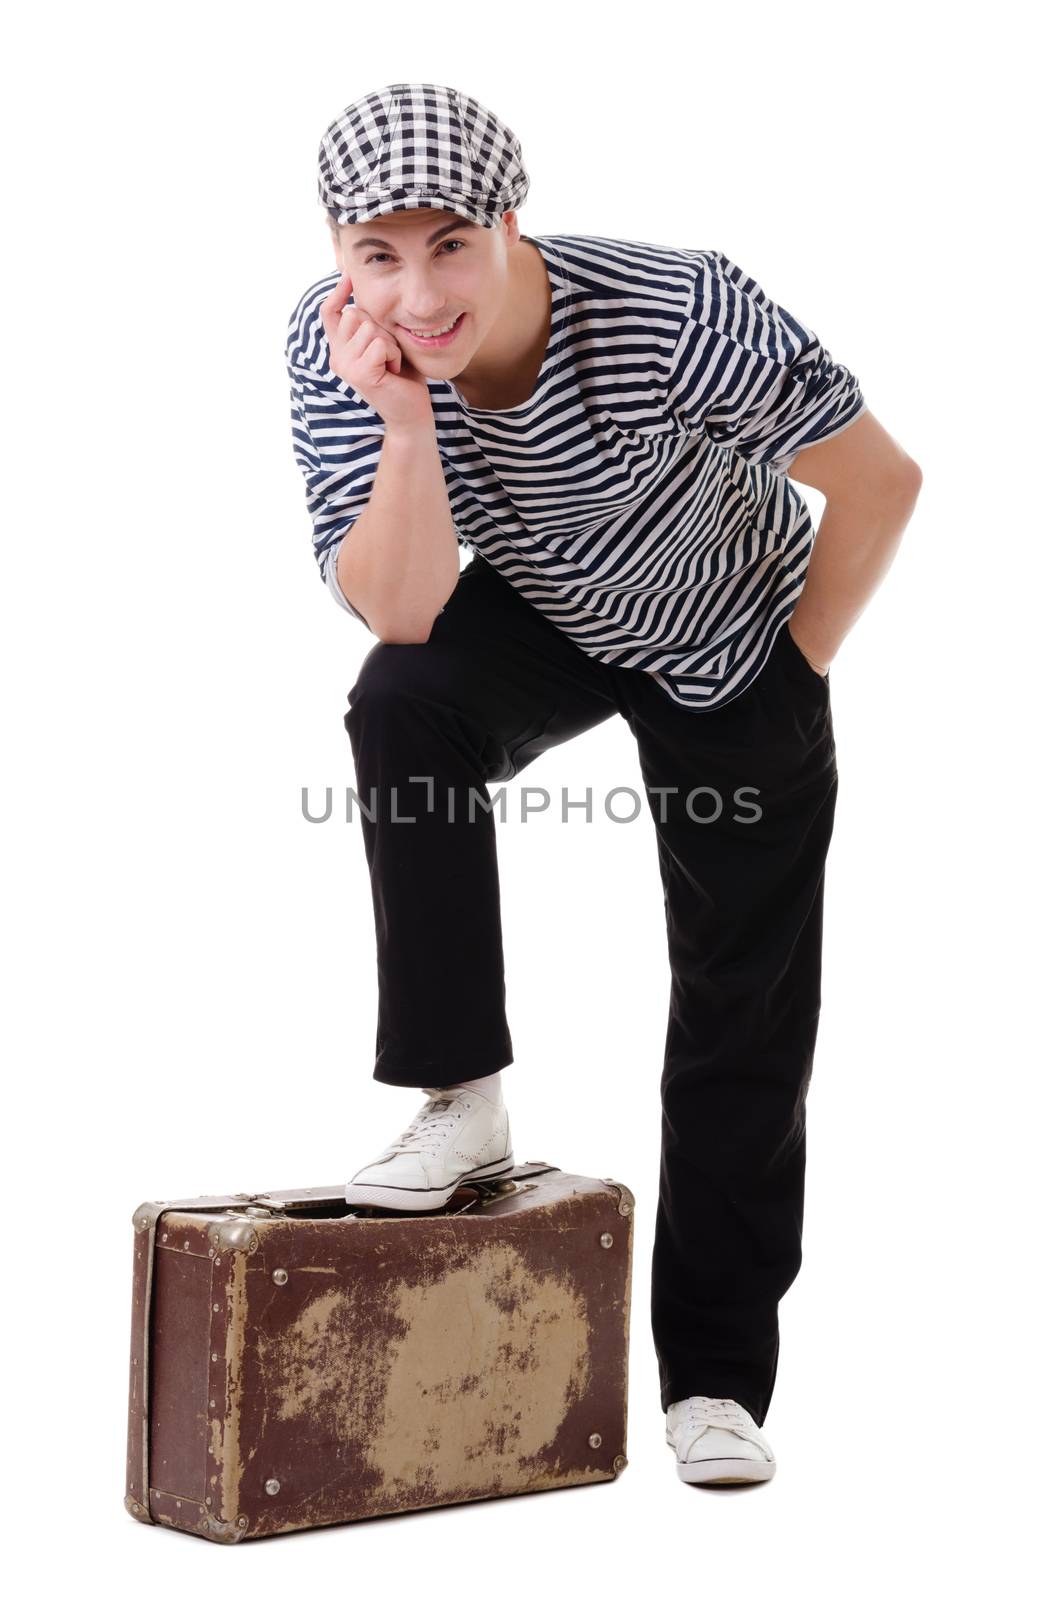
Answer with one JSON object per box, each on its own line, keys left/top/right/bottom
{"left": 318, "top": 82, "right": 529, "bottom": 230}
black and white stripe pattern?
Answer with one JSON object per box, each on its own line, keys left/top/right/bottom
{"left": 286, "top": 233, "right": 865, "bottom": 711}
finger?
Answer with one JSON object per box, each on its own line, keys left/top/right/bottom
{"left": 325, "top": 305, "right": 368, "bottom": 366}
{"left": 363, "top": 334, "right": 401, "bottom": 379}
{"left": 319, "top": 273, "right": 353, "bottom": 347}
{"left": 338, "top": 303, "right": 368, "bottom": 337}
{"left": 319, "top": 272, "right": 349, "bottom": 328}
{"left": 350, "top": 319, "right": 400, "bottom": 366}
{"left": 346, "top": 317, "right": 383, "bottom": 359}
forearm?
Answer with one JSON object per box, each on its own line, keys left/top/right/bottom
{"left": 334, "top": 421, "right": 460, "bottom": 641}
{"left": 789, "top": 468, "right": 923, "bottom": 669}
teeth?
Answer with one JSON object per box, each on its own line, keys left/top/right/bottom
{"left": 409, "top": 316, "right": 459, "bottom": 337}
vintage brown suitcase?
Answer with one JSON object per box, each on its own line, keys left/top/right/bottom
{"left": 125, "top": 1162, "right": 634, "bottom": 1542}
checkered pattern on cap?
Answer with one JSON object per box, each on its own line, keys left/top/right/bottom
{"left": 318, "top": 82, "right": 529, "bottom": 230}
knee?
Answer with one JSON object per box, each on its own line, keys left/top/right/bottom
{"left": 344, "top": 641, "right": 458, "bottom": 733}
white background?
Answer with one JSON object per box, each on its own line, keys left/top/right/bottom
{"left": 6, "top": 0, "right": 1051, "bottom": 1591}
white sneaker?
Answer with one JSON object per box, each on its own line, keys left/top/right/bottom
{"left": 666, "top": 1396, "right": 777, "bottom": 1485}
{"left": 344, "top": 1085, "right": 514, "bottom": 1211}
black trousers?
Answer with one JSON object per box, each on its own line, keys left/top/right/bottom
{"left": 343, "top": 553, "right": 839, "bottom": 1426}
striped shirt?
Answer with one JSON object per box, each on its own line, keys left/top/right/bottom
{"left": 286, "top": 233, "right": 866, "bottom": 711}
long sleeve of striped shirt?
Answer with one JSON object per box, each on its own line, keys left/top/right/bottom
{"left": 665, "top": 253, "right": 865, "bottom": 475}
{"left": 286, "top": 282, "right": 387, "bottom": 623}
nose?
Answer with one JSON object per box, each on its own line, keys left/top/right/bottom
{"left": 399, "top": 266, "right": 449, "bottom": 324}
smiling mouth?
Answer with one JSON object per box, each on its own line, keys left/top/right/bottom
{"left": 398, "top": 312, "right": 467, "bottom": 345}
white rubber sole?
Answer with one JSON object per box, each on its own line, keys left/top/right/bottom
{"left": 671, "top": 1450, "right": 777, "bottom": 1485}
{"left": 344, "top": 1153, "right": 515, "bottom": 1211}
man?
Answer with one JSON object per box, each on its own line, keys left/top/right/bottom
{"left": 286, "top": 82, "right": 922, "bottom": 1486}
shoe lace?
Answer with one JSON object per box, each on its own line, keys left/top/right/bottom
{"left": 679, "top": 1396, "right": 758, "bottom": 1445}
{"left": 385, "top": 1088, "right": 465, "bottom": 1157}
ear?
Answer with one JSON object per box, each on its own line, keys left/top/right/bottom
{"left": 328, "top": 221, "right": 343, "bottom": 272}
{"left": 502, "top": 210, "right": 521, "bottom": 247}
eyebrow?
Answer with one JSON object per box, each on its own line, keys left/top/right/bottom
{"left": 351, "top": 219, "right": 472, "bottom": 255}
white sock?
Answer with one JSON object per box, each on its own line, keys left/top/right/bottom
{"left": 449, "top": 1071, "right": 505, "bottom": 1105}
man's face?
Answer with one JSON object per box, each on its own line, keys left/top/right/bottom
{"left": 330, "top": 208, "right": 518, "bottom": 374}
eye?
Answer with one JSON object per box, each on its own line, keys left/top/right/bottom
{"left": 364, "top": 240, "right": 467, "bottom": 266}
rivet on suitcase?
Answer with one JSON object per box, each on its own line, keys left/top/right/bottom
{"left": 125, "top": 1163, "right": 634, "bottom": 1541}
